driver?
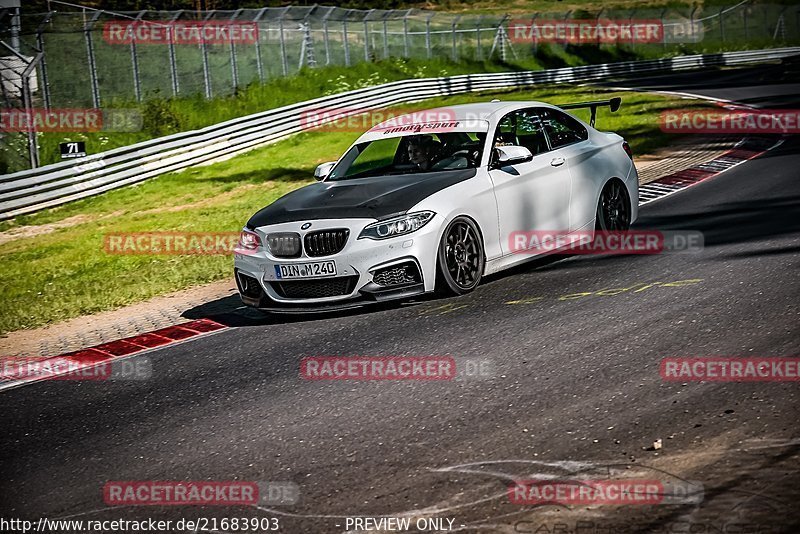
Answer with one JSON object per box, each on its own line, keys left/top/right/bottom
{"left": 406, "top": 135, "right": 440, "bottom": 171}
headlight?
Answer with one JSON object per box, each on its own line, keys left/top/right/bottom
{"left": 236, "top": 229, "right": 261, "bottom": 252}
{"left": 358, "top": 211, "right": 435, "bottom": 240}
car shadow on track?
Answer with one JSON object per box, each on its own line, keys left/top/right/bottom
{"left": 180, "top": 291, "right": 446, "bottom": 328}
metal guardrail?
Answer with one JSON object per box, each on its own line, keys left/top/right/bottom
{"left": 1, "top": 46, "right": 798, "bottom": 220}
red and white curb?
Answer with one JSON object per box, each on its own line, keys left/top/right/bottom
{"left": 638, "top": 136, "right": 784, "bottom": 205}
{"left": 0, "top": 319, "right": 228, "bottom": 392}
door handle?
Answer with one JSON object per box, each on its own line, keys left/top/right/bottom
{"left": 550, "top": 157, "right": 565, "bottom": 167}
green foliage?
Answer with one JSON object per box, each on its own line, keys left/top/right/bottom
{"left": 141, "top": 98, "right": 183, "bottom": 137}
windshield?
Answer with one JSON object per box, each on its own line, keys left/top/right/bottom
{"left": 327, "top": 132, "right": 486, "bottom": 181}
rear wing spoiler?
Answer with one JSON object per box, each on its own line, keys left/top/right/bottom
{"left": 560, "top": 97, "right": 621, "bottom": 127}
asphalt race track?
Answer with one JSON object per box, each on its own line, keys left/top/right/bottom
{"left": 2, "top": 64, "right": 799, "bottom": 533}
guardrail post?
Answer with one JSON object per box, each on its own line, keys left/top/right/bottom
{"left": 719, "top": 7, "right": 725, "bottom": 42}
{"left": 278, "top": 8, "right": 289, "bottom": 76}
{"left": 451, "top": 15, "right": 462, "bottom": 61}
{"left": 343, "top": 10, "right": 351, "bottom": 66}
{"left": 168, "top": 10, "right": 182, "bottom": 96}
{"left": 530, "top": 13, "right": 538, "bottom": 55}
{"left": 659, "top": 8, "right": 667, "bottom": 50}
{"left": 35, "top": 12, "right": 54, "bottom": 110}
{"left": 83, "top": 10, "right": 102, "bottom": 108}
{"left": 129, "top": 11, "right": 145, "bottom": 102}
{"left": 364, "top": 10, "right": 374, "bottom": 61}
{"left": 230, "top": 9, "right": 242, "bottom": 91}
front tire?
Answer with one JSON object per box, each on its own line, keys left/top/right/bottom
{"left": 436, "top": 217, "right": 485, "bottom": 295}
{"left": 596, "top": 179, "right": 631, "bottom": 231}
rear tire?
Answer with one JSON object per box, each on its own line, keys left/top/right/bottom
{"left": 436, "top": 217, "right": 485, "bottom": 295}
{"left": 596, "top": 179, "right": 631, "bottom": 231}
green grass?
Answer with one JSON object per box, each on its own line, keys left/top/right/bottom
{"left": 0, "top": 84, "right": 711, "bottom": 335}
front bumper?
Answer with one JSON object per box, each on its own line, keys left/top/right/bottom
{"left": 233, "top": 217, "right": 442, "bottom": 311}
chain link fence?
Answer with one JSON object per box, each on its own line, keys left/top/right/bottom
{"left": 1, "top": 1, "right": 799, "bottom": 172}
{"left": 4, "top": 2, "right": 800, "bottom": 108}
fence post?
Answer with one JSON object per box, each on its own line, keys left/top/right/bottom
{"left": 278, "top": 8, "right": 289, "bottom": 76}
{"left": 690, "top": 5, "right": 699, "bottom": 42}
{"left": 167, "top": 10, "right": 182, "bottom": 96}
{"left": 200, "top": 11, "right": 215, "bottom": 99}
{"left": 425, "top": 12, "right": 434, "bottom": 59}
{"left": 530, "top": 13, "right": 538, "bottom": 56}
{"left": 83, "top": 10, "right": 102, "bottom": 108}
{"left": 35, "top": 12, "right": 54, "bottom": 110}
{"left": 22, "top": 54, "right": 43, "bottom": 169}
{"left": 129, "top": 11, "right": 146, "bottom": 102}
{"left": 475, "top": 16, "right": 482, "bottom": 60}
{"left": 403, "top": 10, "right": 411, "bottom": 58}
{"left": 628, "top": 9, "right": 637, "bottom": 50}
{"left": 343, "top": 9, "right": 351, "bottom": 66}
{"left": 451, "top": 14, "right": 462, "bottom": 61}
{"left": 719, "top": 7, "right": 725, "bottom": 42}
{"left": 322, "top": 7, "right": 333, "bottom": 65}
{"left": 253, "top": 7, "right": 268, "bottom": 82}
{"left": 382, "top": 11, "right": 390, "bottom": 59}
{"left": 595, "top": 9, "right": 604, "bottom": 50}
{"left": 763, "top": 7, "right": 769, "bottom": 36}
{"left": 229, "top": 9, "right": 243, "bottom": 91}
{"left": 364, "top": 10, "right": 374, "bottom": 61}
{"left": 743, "top": 4, "right": 749, "bottom": 41}
{"left": 773, "top": 6, "right": 787, "bottom": 41}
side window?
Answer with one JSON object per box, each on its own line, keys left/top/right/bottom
{"left": 493, "top": 110, "right": 550, "bottom": 157}
{"left": 494, "top": 113, "right": 517, "bottom": 147}
{"left": 540, "top": 109, "right": 588, "bottom": 149}
{"left": 515, "top": 109, "right": 549, "bottom": 156}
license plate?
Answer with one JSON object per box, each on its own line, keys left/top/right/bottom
{"left": 275, "top": 261, "right": 336, "bottom": 279}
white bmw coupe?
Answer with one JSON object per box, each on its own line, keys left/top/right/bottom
{"left": 234, "top": 98, "right": 638, "bottom": 312}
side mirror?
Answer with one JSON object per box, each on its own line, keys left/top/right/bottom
{"left": 493, "top": 145, "right": 533, "bottom": 168}
{"left": 314, "top": 161, "right": 336, "bottom": 181}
